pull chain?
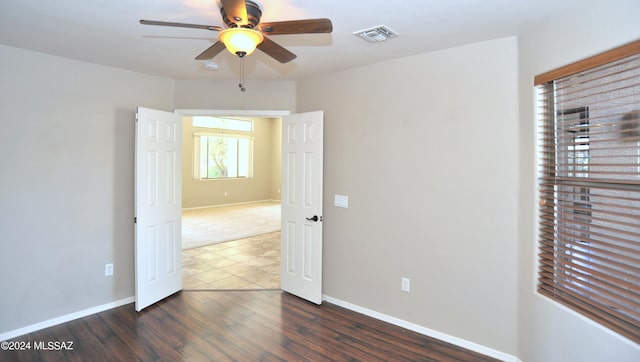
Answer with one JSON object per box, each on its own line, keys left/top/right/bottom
{"left": 238, "top": 56, "right": 246, "bottom": 92}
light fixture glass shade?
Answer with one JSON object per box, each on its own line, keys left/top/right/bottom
{"left": 218, "top": 28, "right": 264, "bottom": 57}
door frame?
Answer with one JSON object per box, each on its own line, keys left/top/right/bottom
{"left": 175, "top": 109, "right": 290, "bottom": 118}
{"left": 174, "top": 108, "right": 291, "bottom": 284}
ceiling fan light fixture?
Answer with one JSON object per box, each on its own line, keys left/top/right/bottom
{"left": 219, "top": 28, "right": 264, "bottom": 57}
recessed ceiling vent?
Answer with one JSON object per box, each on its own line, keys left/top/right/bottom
{"left": 353, "top": 25, "right": 398, "bottom": 43}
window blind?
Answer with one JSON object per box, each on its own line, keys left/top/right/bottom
{"left": 536, "top": 41, "right": 640, "bottom": 343}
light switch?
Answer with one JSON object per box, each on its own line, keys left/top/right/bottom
{"left": 334, "top": 194, "right": 349, "bottom": 208}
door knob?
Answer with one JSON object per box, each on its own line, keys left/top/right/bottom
{"left": 306, "top": 215, "right": 321, "bottom": 222}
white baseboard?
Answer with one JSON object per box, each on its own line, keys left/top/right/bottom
{"left": 0, "top": 296, "right": 135, "bottom": 342}
{"left": 182, "top": 199, "right": 281, "bottom": 211}
{"left": 2, "top": 293, "right": 520, "bottom": 362}
{"left": 323, "top": 295, "right": 520, "bottom": 362}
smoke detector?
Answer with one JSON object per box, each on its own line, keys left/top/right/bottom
{"left": 353, "top": 25, "right": 398, "bottom": 43}
{"left": 203, "top": 61, "right": 219, "bottom": 70}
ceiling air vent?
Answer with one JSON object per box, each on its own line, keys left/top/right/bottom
{"left": 353, "top": 25, "right": 398, "bottom": 43}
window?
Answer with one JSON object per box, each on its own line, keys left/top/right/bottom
{"left": 193, "top": 116, "right": 253, "bottom": 132}
{"left": 192, "top": 117, "right": 253, "bottom": 179}
{"left": 535, "top": 40, "right": 640, "bottom": 343}
{"left": 560, "top": 107, "right": 592, "bottom": 243}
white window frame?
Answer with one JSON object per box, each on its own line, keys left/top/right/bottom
{"left": 192, "top": 132, "right": 254, "bottom": 180}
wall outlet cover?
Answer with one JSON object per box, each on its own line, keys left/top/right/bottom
{"left": 401, "top": 277, "right": 410, "bottom": 292}
{"left": 105, "top": 263, "right": 114, "bottom": 276}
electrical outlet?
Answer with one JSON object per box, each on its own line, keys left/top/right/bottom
{"left": 105, "top": 263, "right": 114, "bottom": 276}
{"left": 401, "top": 277, "right": 411, "bottom": 292}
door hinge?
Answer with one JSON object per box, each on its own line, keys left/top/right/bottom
{"left": 134, "top": 217, "right": 137, "bottom": 223}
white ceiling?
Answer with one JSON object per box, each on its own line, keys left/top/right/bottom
{"left": 0, "top": 0, "right": 579, "bottom": 81}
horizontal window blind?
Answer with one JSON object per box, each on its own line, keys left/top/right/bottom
{"left": 537, "top": 43, "right": 640, "bottom": 343}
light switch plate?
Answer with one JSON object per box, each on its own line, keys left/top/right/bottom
{"left": 334, "top": 194, "right": 349, "bottom": 208}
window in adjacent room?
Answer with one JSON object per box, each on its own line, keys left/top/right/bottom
{"left": 193, "top": 116, "right": 253, "bottom": 132}
{"left": 192, "top": 117, "right": 254, "bottom": 179}
{"left": 535, "top": 40, "right": 640, "bottom": 344}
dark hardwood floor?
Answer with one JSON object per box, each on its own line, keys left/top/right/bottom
{"left": 1, "top": 291, "right": 499, "bottom": 361}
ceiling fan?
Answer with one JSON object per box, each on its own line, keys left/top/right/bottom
{"left": 140, "top": 0, "right": 333, "bottom": 64}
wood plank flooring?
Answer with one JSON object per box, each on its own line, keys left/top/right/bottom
{"left": 0, "top": 291, "right": 500, "bottom": 361}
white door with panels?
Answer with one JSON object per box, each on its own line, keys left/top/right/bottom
{"left": 134, "top": 107, "right": 183, "bottom": 312}
{"left": 281, "top": 111, "right": 324, "bottom": 304}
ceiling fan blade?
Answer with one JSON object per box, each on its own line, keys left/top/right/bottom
{"left": 195, "top": 41, "right": 227, "bottom": 60}
{"left": 257, "top": 37, "right": 296, "bottom": 63}
{"left": 220, "top": 0, "right": 248, "bottom": 26}
{"left": 258, "top": 18, "right": 333, "bottom": 35}
{"left": 140, "top": 19, "right": 221, "bottom": 31}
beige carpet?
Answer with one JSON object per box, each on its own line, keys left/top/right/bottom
{"left": 181, "top": 201, "right": 281, "bottom": 250}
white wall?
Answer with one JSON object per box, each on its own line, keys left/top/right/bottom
{"left": 0, "top": 45, "right": 175, "bottom": 334}
{"left": 297, "top": 37, "right": 519, "bottom": 356}
{"left": 517, "top": 0, "right": 640, "bottom": 361}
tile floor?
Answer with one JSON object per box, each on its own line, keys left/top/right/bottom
{"left": 182, "top": 231, "right": 280, "bottom": 290}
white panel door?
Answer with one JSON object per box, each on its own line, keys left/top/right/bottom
{"left": 281, "top": 111, "right": 323, "bottom": 304}
{"left": 134, "top": 107, "right": 182, "bottom": 312}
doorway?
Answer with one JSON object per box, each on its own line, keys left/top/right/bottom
{"left": 176, "top": 109, "right": 288, "bottom": 290}
{"left": 135, "top": 108, "right": 324, "bottom": 307}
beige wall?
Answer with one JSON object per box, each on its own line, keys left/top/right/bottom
{"left": 270, "top": 117, "right": 282, "bottom": 200}
{"left": 517, "top": 0, "right": 640, "bottom": 361}
{"left": 297, "top": 37, "right": 519, "bottom": 356}
{"left": 181, "top": 116, "right": 282, "bottom": 208}
{"left": 173, "top": 79, "right": 296, "bottom": 111}
{"left": 0, "top": 45, "right": 175, "bottom": 334}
